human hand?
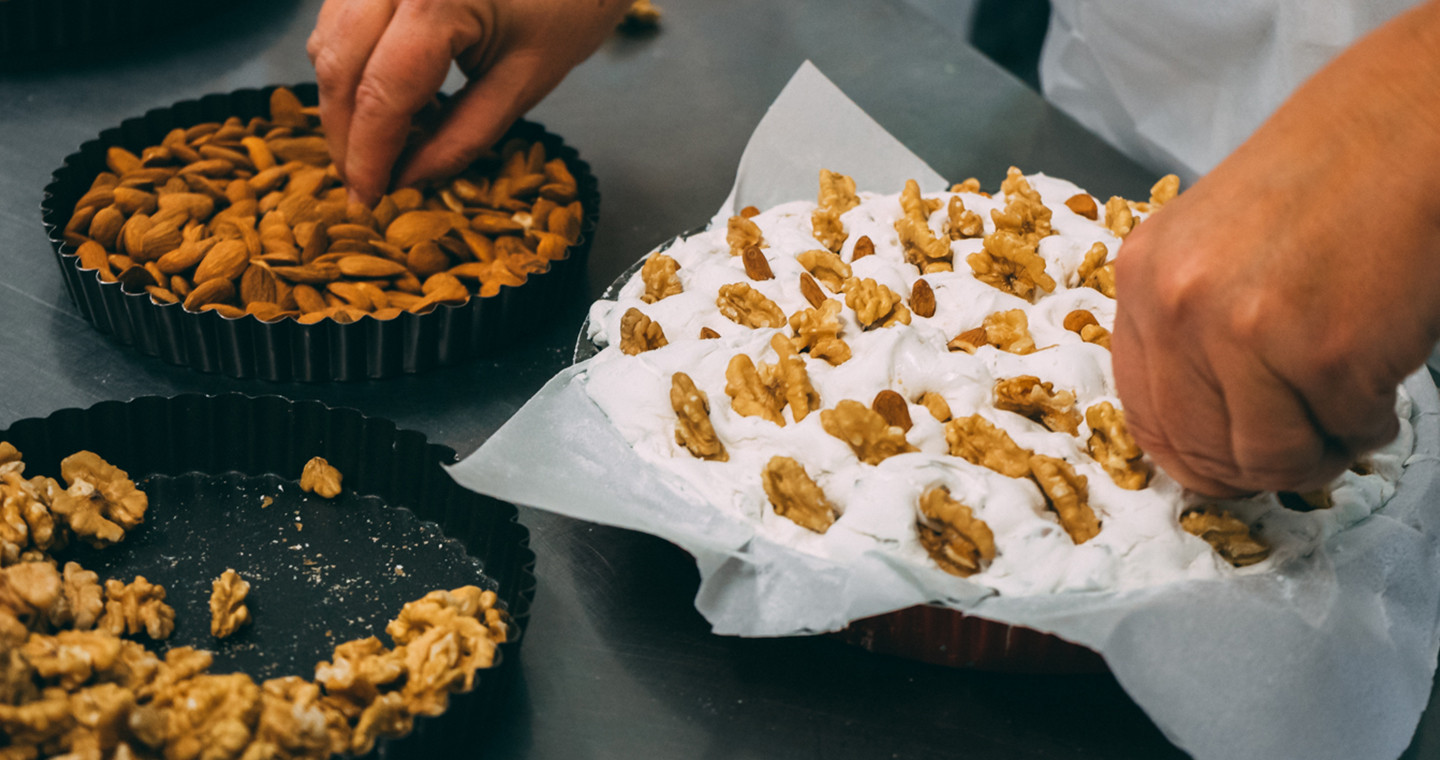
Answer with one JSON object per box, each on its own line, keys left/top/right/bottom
{"left": 1111, "top": 0, "right": 1440, "bottom": 496}
{"left": 306, "top": 0, "right": 631, "bottom": 205}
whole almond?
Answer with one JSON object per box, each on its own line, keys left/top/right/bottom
{"left": 200, "top": 303, "right": 247, "bottom": 319}
{"left": 742, "top": 246, "right": 774, "bottom": 281}
{"left": 699, "top": 327, "right": 720, "bottom": 339}
{"left": 949, "top": 326, "right": 987, "bottom": 353}
{"left": 157, "top": 237, "right": 215, "bottom": 275}
{"left": 469, "top": 214, "right": 524, "bottom": 236}
{"left": 269, "top": 87, "right": 308, "bottom": 129}
{"left": 75, "top": 186, "right": 117, "bottom": 211}
{"left": 111, "top": 187, "right": 157, "bottom": 215}
{"left": 266, "top": 136, "right": 329, "bottom": 164}
{"left": 157, "top": 193, "right": 215, "bottom": 222}
{"left": 106, "top": 146, "right": 143, "bottom": 175}
{"left": 271, "top": 262, "right": 340, "bottom": 285}
{"left": 146, "top": 286, "right": 180, "bottom": 305}
{"left": 292, "top": 284, "right": 328, "bottom": 313}
{"left": 337, "top": 255, "right": 407, "bottom": 279}
{"left": 116, "top": 265, "right": 157, "bottom": 291}
{"left": 194, "top": 239, "right": 250, "bottom": 283}
{"left": 1064, "top": 309, "right": 1100, "bottom": 333}
{"left": 852, "top": 235, "right": 875, "bottom": 260}
{"left": 139, "top": 221, "right": 183, "bottom": 262}
{"left": 406, "top": 241, "right": 450, "bottom": 278}
{"left": 910, "top": 278, "right": 936, "bottom": 318}
{"left": 118, "top": 214, "right": 152, "bottom": 258}
{"left": 799, "top": 272, "right": 826, "bottom": 309}
{"left": 872, "top": 390, "right": 913, "bottom": 432}
{"left": 88, "top": 206, "right": 125, "bottom": 249}
{"left": 326, "top": 282, "right": 372, "bottom": 310}
{"left": 327, "top": 223, "right": 381, "bottom": 241}
{"left": 386, "top": 210, "right": 453, "bottom": 248}
{"left": 1065, "top": 193, "right": 1099, "bottom": 220}
{"left": 240, "top": 264, "right": 278, "bottom": 305}
{"left": 182, "top": 278, "right": 235, "bottom": 311}
{"left": 241, "top": 136, "right": 276, "bottom": 171}
{"left": 179, "top": 159, "right": 235, "bottom": 178}
{"left": 75, "top": 241, "right": 112, "bottom": 273}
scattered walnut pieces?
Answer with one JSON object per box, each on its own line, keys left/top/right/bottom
{"left": 945, "top": 195, "right": 984, "bottom": 240}
{"left": 919, "top": 392, "right": 953, "bottom": 423}
{"left": 716, "top": 282, "right": 785, "bottom": 329}
{"left": 49, "top": 562, "right": 104, "bottom": 632}
{"left": 1029, "top": 455, "right": 1100, "bottom": 544}
{"left": 727, "top": 214, "right": 765, "bottom": 257}
{"left": 967, "top": 230, "right": 1055, "bottom": 301}
{"left": 639, "top": 251, "right": 682, "bottom": 303}
{"left": 209, "top": 569, "right": 251, "bottom": 639}
{"left": 1064, "top": 193, "right": 1098, "bottom": 220}
{"left": 821, "top": 400, "right": 917, "bottom": 465}
{"left": 761, "top": 456, "right": 838, "bottom": 534}
{"left": 917, "top": 486, "right": 996, "bottom": 577}
{"left": 796, "top": 249, "right": 851, "bottom": 293}
{"left": 671, "top": 372, "right": 728, "bottom": 462}
{"left": 944, "top": 415, "right": 1032, "bottom": 478}
{"left": 1181, "top": 507, "right": 1270, "bottom": 567}
{"left": 811, "top": 169, "right": 858, "bottom": 253}
{"left": 948, "top": 309, "right": 1036, "bottom": 355}
{"left": 1147, "top": 174, "right": 1180, "bottom": 210}
{"left": 99, "top": 576, "right": 175, "bottom": 640}
{"left": 895, "top": 180, "right": 952, "bottom": 272}
{"left": 843, "top": 277, "right": 911, "bottom": 329}
{"left": 990, "top": 168, "right": 1054, "bottom": 246}
{"left": 769, "top": 334, "right": 820, "bottom": 423}
{"left": 788, "top": 300, "right": 851, "bottom": 366}
{"left": 299, "top": 456, "right": 343, "bottom": 499}
{"left": 1086, "top": 403, "right": 1149, "bottom": 490}
{"left": 1104, "top": 196, "right": 1135, "bottom": 238}
{"left": 1076, "top": 241, "right": 1115, "bottom": 298}
{"left": 619, "top": 307, "right": 668, "bottom": 355}
{"left": 994, "top": 376, "right": 1082, "bottom": 435}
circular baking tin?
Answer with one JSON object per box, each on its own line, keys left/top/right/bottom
{"left": 575, "top": 239, "right": 1103, "bottom": 673}
{"left": 0, "top": 393, "right": 536, "bottom": 756}
{"left": 41, "top": 83, "right": 601, "bottom": 382}
{"left": 0, "top": 0, "right": 228, "bottom": 69}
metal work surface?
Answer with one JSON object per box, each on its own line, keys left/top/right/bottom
{"left": 1, "top": 0, "right": 1436, "bottom": 757}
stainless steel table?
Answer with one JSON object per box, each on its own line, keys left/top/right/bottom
{"left": 2, "top": 0, "right": 1436, "bottom": 756}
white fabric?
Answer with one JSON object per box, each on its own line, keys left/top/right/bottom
{"left": 1040, "top": 0, "right": 1418, "bottom": 183}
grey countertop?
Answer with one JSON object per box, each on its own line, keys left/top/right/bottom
{"left": 1, "top": 0, "right": 1436, "bottom": 757}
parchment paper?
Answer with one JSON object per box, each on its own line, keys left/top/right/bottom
{"left": 450, "top": 62, "right": 1440, "bottom": 760}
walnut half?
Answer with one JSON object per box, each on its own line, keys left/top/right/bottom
{"left": 1029, "top": 455, "right": 1101, "bottom": 544}
{"left": 300, "top": 456, "right": 343, "bottom": 499}
{"left": 821, "top": 400, "right": 917, "bottom": 465}
{"left": 1086, "top": 402, "right": 1149, "bottom": 489}
{"left": 210, "top": 569, "right": 251, "bottom": 639}
{"left": 761, "top": 456, "right": 837, "bottom": 534}
{"left": 993, "top": 376, "right": 1082, "bottom": 435}
{"left": 1181, "top": 507, "right": 1269, "bottom": 567}
{"left": 917, "top": 486, "right": 996, "bottom": 577}
{"left": 671, "top": 372, "right": 728, "bottom": 462}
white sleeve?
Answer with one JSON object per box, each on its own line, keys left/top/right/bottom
{"left": 1039, "top": 0, "right": 1417, "bottom": 182}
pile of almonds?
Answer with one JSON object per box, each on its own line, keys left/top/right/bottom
{"left": 61, "top": 87, "right": 585, "bottom": 325}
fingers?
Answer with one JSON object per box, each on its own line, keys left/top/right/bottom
{"left": 342, "top": 4, "right": 461, "bottom": 205}
{"left": 392, "top": 53, "right": 547, "bottom": 189}
{"left": 307, "top": 0, "right": 398, "bottom": 184}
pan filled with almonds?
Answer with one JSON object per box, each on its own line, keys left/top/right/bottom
{"left": 42, "top": 85, "right": 599, "bottom": 381}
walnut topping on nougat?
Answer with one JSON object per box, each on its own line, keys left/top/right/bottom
{"left": 584, "top": 166, "right": 1410, "bottom": 598}
{"left": 917, "top": 486, "right": 996, "bottom": 577}
{"left": 762, "top": 456, "right": 838, "bottom": 534}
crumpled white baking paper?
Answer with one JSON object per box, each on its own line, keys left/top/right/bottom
{"left": 450, "top": 61, "right": 1440, "bottom": 760}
